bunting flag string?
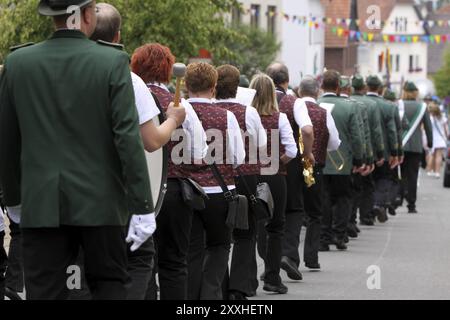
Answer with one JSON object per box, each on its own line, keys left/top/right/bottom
{"left": 238, "top": 6, "right": 450, "bottom": 30}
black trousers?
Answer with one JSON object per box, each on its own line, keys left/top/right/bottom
{"left": 373, "top": 163, "right": 394, "bottom": 208}
{"left": 5, "top": 220, "right": 24, "bottom": 293}
{"left": 282, "top": 158, "right": 305, "bottom": 263}
{"left": 155, "top": 179, "right": 194, "bottom": 300}
{"left": 303, "top": 167, "right": 324, "bottom": 266}
{"left": 228, "top": 175, "right": 258, "bottom": 297}
{"left": 22, "top": 226, "right": 129, "bottom": 300}
{"left": 257, "top": 174, "right": 287, "bottom": 286}
{"left": 126, "top": 237, "right": 155, "bottom": 300}
{"left": 349, "top": 173, "right": 363, "bottom": 225}
{"left": 357, "top": 174, "right": 375, "bottom": 222}
{"left": 1, "top": 231, "right": 6, "bottom": 299}
{"left": 401, "top": 152, "right": 422, "bottom": 210}
{"left": 187, "top": 193, "right": 232, "bottom": 300}
{"left": 321, "top": 175, "right": 352, "bottom": 243}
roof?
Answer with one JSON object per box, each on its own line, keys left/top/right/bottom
{"left": 427, "top": 4, "right": 450, "bottom": 74}
{"left": 322, "top": 0, "right": 353, "bottom": 48}
{"left": 437, "top": 4, "right": 450, "bottom": 14}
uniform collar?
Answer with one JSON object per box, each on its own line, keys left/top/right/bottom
{"left": 301, "top": 97, "right": 317, "bottom": 104}
{"left": 188, "top": 98, "right": 213, "bottom": 104}
{"left": 215, "top": 98, "right": 240, "bottom": 104}
{"left": 322, "top": 92, "right": 337, "bottom": 97}
{"left": 340, "top": 94, "right": 349, "bottom": 98}
{"left": 147, "top": 82, "right": 169, "bottom": 92}
{"left": 367, "top": 92, "right": 379, "bottom": 97}
{"left": 276, "top": 87, "right": 287, "bottom": 95}
{"left": 51, "top": 29, "right": 88, "bottom": 39}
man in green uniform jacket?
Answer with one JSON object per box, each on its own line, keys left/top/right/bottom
{"left": 399, "top": 82, "right": 433, "bottom": 213}
{"left": 0, "top": 0, "right": 155, "bottom": 300}
{"left": 340, "top": 77, "right": 372, "bottom": 238}
{"left": 365, "top": 75, "right": 399, "bottom": 223}
{"left": 318, "top": 70, "right": 365, "bottom": 252}
{"left": 351, "top": 76, "right": 385, "bottom": 226}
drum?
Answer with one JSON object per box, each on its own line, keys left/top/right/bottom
{"left": 144, "top": 93, "right": 168, "bottom": 216}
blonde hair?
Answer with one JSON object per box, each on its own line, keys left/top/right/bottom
{"left": 429, "top": 102, "right": 442, "bottom": 119}
{"left": 402, "top": 90, "right": 418, "bottom": 101}
{"left": 250, "top": 74, "right": 279, "bottom": 116}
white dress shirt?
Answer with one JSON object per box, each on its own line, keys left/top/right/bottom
{"left": 188, "top": 98, "right": 246, "bottom": 194}
{"left": 276, "top": 89, "right": 313, "bottom": 129}
{"left": 131, "top": 72, "right": 161, "bottom": 125}
{"left": 214, "top": 98, "right": 268, "bottom": 149}
{"left": 302, "top": 96, "right": 341, "bottom": 151}
{"left": 149, "top": 83, "right": 208, "bottom": 160}
{"left": 279, "top": 113, "right": 299, "bottom": 158}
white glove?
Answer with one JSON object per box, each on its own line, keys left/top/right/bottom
{"left": 126, "top": 213, "right": 156, "bottom": 252}
{"left": 7, "top": 205, "right": 21, "bottom": 224}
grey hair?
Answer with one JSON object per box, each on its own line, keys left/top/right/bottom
{"left": 90, "top": 3, "right": 122, "bottom": 43}
{"left": 300, "top": 76, "right": 320, "bottom": 97}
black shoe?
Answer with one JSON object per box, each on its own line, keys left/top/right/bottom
{"left": 335, "top": 240, "right": 348, "bottom": 251}
{"left": 360, "top": 219, "right": 374, "bottom": 226}
{"left": 347, "top": 227, "right": 358, "bottom": 238}
{"left": 5, "top": 287, "right": 22, "bottom": 300}
{"left": 408, "top": 208, "right": 418, "bottom": 214}
{"left": 344, "top": 236, "right": 349, "bottom": 243}
{"left": 228, "top": 291, "right": 248, "bottom": 300}
{"left": 280, "top": 256, "right": 303, "bottom": 281}
{"left": 388, "top": 206, "right": 397, "bottom": 216}
{"left": 305, "top": 262, "right": 321, "bottom": 270}
{"left": 319, "top": 243, "right": 330, "bottom": 252}
{"left": 263, "top": 282, "right": 288, "bottom": 294}
{"left": 374, "top": 206, "right": 388, "bottom": 223}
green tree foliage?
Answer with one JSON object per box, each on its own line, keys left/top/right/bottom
{"left": 214, "top": 25, "right": 281, "bottom": 78}
{"left": 0, "top": 0, "right": 243, "bottom": 63}
{"left": 434, "top": 49, "right": 450, "bottom": 98}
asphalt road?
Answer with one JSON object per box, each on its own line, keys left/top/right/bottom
{"left": 251, "top": 169, "right": 450, "bottom": 300}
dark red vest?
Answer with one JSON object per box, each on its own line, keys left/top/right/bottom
{"left": 277, "top": 90, "right": 300, "bottom": 150}
{"left": 260, "top": 112, "right": 287, "bottom": 175}
{"left": 215, "top": 102, "right": 260, "bottom": 176}
{"left": 148, "top": 84, "right": 191, "bottom": 179}
{"left": 305, "top": 100, "right": 329, "bottom": 167}
{"left": 190, "top": 102, "right": 235, "bottom": 187}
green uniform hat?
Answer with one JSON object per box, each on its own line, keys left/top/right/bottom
{"left": 383, "top": 89, "right": 397, "bottom": 101}
{"left": 403, "top": 81, "right": 418, "bottom": 92}
{"left": 366, "top": 75, "right": 382, "bottom": 88}
{"left": 38, "top": 0, "right": 93, "bottom": 16}
{"left": 239, "top": 75, "right": 250, "bottom": 88}
{"left": 352, "top": 75, "right": 365, "bottom": 90}
{"left": 340, "top": 76, "right": 351, "bottom": 89}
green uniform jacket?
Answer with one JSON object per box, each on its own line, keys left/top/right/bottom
{"left": 351, "top": 93, "right": 385, "bottom": 161}
{"left": 318, "top": 94, "right": 364, "bottom": 176}
{"left": 402, "top": 100, "right": 433, "bottom": 154}
{"left": 387, "top": 101, "right": 407, "bottom": 157}
{"left": 346, "top": 96, "right": 373, "bottom": 164}
{"left": 366, "top": 93, "right": 399, "bottom": 159}
{"left": 0, "top": 30, "right": 154, "bottom": 228}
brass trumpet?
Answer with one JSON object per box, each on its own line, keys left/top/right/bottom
{"left": 327, "top": 149, "right": 345, "bottom": 172}
{"left": 298, "top": 129, "right": 316, "bottom": 188}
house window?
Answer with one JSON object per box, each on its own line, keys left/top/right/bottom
{"left": 395, "top": 17, "right": 408, "bottom": 32}
{"left": 231, "top": 6, "right": 242, "bottom": 27}
{"left": 396, "top": 55, "right": 400, "bottom": 72}
{"left": 415, "top": 55, "right": 421, "bottom": 72}
{"left": 409, "top": 55, "right": 414, "bottom": 72}
{"left": 378, "top": 53, "right": 384, "bottom": 73}
{"left": 250, "top": 4, "right": 261, "bottom": 28}
{"left": 267, "top": 6, "right": 277, "bottom": 35}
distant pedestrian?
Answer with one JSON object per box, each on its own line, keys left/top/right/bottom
{"left": 427, "top": 102, "right": 449, "bottom": 178}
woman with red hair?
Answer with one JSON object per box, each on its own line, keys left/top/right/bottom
{"left": 131, "top": 44, "right": 207, "bottom": 300}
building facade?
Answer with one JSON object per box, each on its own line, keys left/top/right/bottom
{"left": 235, "top": 0, "right": 325, "bottom": 86}
{"left": 357, "top": 0, "right": 429, "bottom": 93}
